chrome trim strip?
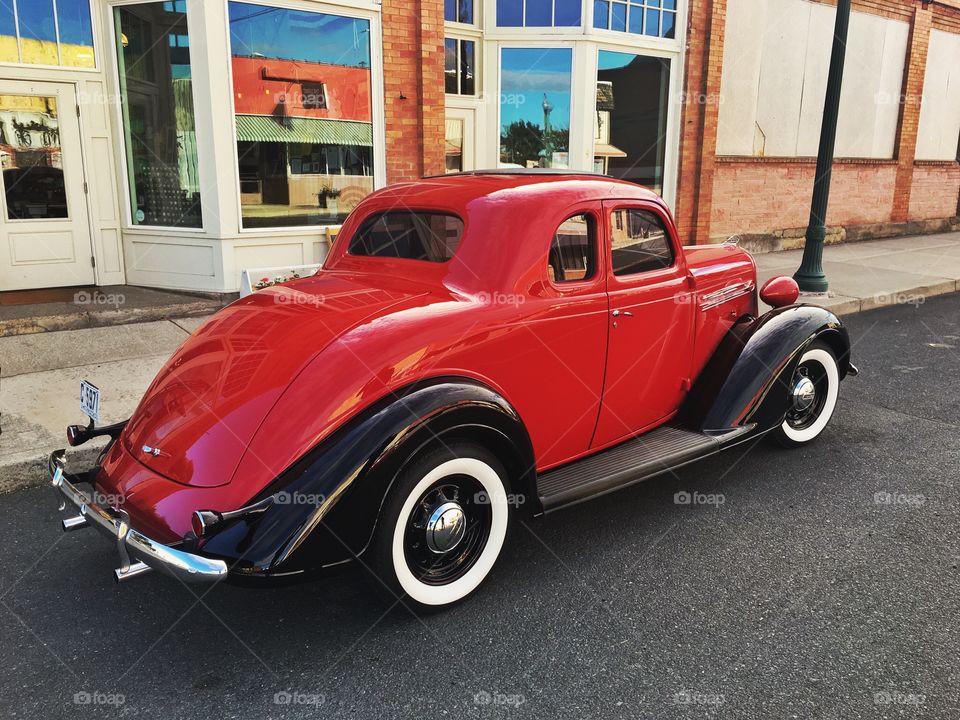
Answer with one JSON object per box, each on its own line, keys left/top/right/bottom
{"left": 699, "top": 281, "right": 756, "bottom": 311}
{"left": 49, "top": 450, "right": 228, "bottom": 584}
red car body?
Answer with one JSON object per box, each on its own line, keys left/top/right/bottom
{"left": 52, "top": 172, "right": 855, "bottom": 596}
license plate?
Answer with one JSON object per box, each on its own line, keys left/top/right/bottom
{"left": 80, "top": 380, "right": 100, "bottom": 423}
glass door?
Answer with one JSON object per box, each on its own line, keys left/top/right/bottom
{"left": 445, "top": 107, "right": 476, "bottom": 172}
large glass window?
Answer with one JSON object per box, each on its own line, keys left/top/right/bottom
{"left": 115, "top": 2, "right": 202, "bottom": 228}
{"left": 348, "top": 212, "right": 464, "bottom": 262}
{"left": 594, "top": 50, "right": 670, "bottom": 194}
{"left": 497, "top": 0, "right": 581, "bottom": 27}
{"left": 593, "top": 0, "right": 677, "bottom": 39}
{"left": 0, "top": 0, "right": 95, "bottom": 67}
{"left": 0, "top": 94, "right": 68, "bottom": 220}
{"left": 445, "top": 38, "right": 476, "bottom": 95}
{"left": 499, "top": 48, "right": 572, "bottom": 169}
{"left": 229, "top": 2, "right": 374, "bottom": 229}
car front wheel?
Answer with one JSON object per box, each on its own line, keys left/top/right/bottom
{"left": 369, "top": 442, "right": 510, "bottom": 612}
{"left": 771, "top": 340, "right": 840, "bottom": 447}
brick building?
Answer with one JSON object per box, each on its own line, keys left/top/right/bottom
{"left": 0, "top": 0, "right": 958, "bottom": 294}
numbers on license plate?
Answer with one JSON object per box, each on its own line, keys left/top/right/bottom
{"left": 80, "top": 380, "right": 100, "bottom": 423}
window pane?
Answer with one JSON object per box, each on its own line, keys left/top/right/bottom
{"left": 445, "top": 0, "right": 457, "bottom": 22}
{"left": 229, "top": 2, "right": 374, "bottom": 229}
{"left": 550, "top": 214, "right": 595, "bottom": 283}
{"left": 593, "top": 0, "right": 609, "bottom": 29}
{"left": 645, "top": 8, "right": 660, "bottom": 36}
{"left": 0, "top": 3, "right": 18, "bottom": 62}
{"left": 500, "top": 48, "right": 572, "bottom": 169}
{"left": 554, "top": 0, "right": 581, "bottom": 26}
{"left": 445, "top": 38, "right": 458, "bottom": 94}
{"left": 18, "top": 0, "right": 59, "bottom": 65}
{"left": 662, "top": 10, "right": 676, "bottom": 38}
{"left": 445, "top": 118, "right": 463, "bottom": 173}
{"left": 458, "top": 0, "right": 474, "bottom": 23}
{"left": 57, "top": 0, "right": 95, "bottom": 67}
{"left": 610, "top": 209, "right": 673, "bottom": 276}
{"left": 611, "top": 2, "right": 627, "bottom": 31}
{"left": 348, "top": 212, "right": 464, "bottom": 262}
{"left": 1, "top": 95, "right": 67, "bottom": 219}
{"left": 460, "top": 40, "right": 476, "bottom": 95}
{"left": 595, "top": 50, "right": 670, "bottom": 195}
{"left": 526, "top": 0, "right": 552, "bottom": 26}
{"left": 628, "top": 4, "right": 643, "bottom": 33}
{"left": 497, "top": 0, "right": 523, "bottom": 26}
{"left": 115, "top": 2, "right": 202, "bottom": 228}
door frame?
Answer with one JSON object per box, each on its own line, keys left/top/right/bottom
{"left": 0, "top": 78, "right": 99, "bottom": 290}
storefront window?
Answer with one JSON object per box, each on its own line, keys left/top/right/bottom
{"left": 229, "top": 2, "right": 374, "bottom": 229}
{"left": 497, "top": 0, "right": 581, "bottom": 27}
{"left": 593, "top": 0, "right": 677, "bottom": 39}
{"left": 0, "top": 0, "right": 95, "bottom": 67}
{"left": 445, "top": 39, "right": 476, "bottom": 95}
{"left": 115, "top": 2, "right": 203, "bottom": 228}
{"left": 595, "top": 50, "right": 669, "bottom": 194}
{"left": 499, "top": 48, "right": 572, "bottom": 168}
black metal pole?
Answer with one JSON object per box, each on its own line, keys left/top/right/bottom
{"left": 795, "top": 0, "right": 852, "bottom": 293}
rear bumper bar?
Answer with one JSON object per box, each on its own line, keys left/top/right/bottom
{"left": 49, "top": 450, "right": 228, "bottom": 584}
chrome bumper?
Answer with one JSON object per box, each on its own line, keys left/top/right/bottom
{"left": 49, "top": 450, "right": 228, "bottom": 584}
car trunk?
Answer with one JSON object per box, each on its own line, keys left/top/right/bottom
{"left": 122, "top": 273, "right": 425, "bottom": 487}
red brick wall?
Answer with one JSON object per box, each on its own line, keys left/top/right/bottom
{"left": 382, "top": 0, "right": 445, "bottom": 183}
{"left": 710, "top": 160, "right": 898, "bottom": 238}
{"left": 909, "top": 164, "right": 960, "bottom": 220}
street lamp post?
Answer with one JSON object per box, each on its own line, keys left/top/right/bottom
{"left": 794, "top": 0, "right": 852, "bottom": 293}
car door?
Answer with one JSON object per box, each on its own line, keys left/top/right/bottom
{"left": 591, "top": 201, "right": 695, "bottom": 448}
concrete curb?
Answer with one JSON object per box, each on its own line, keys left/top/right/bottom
{"left": 0, "top": 301, "right": 220, "bottom": 337}
{"left": 820, "top": 279, "right": 959, "bottom": 317}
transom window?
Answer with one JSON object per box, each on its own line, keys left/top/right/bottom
{"left": 348, "top": 212, "right": 464, "bottom": 263}
{"left": 445, "top": 0, "right": 474, "bottom": 24}
{"left": 549, "top": 213, "right": 596, "bottom": 282}
{"left": 610, "top": 209, "right": 673, "bottom": 275}
{"left": 593, "top": 0, "right": 677, "bottom": 39}
{"left": 497, "top": 0, "right": 582, "bottom": 27}
{"left": 0, "top": 0, "right": 95, "bottom": 67}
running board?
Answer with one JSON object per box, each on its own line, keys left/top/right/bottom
{"left": 537, "top": 426, "right": 723, "bottom": 512}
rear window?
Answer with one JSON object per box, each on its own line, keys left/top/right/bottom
{"left": 347, "top": 211, "right": 464, "bottom": 262}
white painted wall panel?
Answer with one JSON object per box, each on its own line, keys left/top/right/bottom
{"left": 916, "top": 29, "right": 960, "bottom": 160}
{"left": 716, "top": 0, "right": 767, "bottom": 155}
{"left": 796, "top": 1, "right": 833, "bottom": 155}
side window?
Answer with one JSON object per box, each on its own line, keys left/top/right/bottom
{"left": 610, "top": 209, "right": 675, "bottom": 276}
{"left": 348, "top": 211, "right": 464, "bottom": 262}
{"left": 548, "top": 213, "right": 596, "bottom": 283}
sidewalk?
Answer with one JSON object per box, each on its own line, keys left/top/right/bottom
{"left": 1, "top": 230, "right": 958, "bottom": 494}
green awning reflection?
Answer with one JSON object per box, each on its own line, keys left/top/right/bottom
{"left": 235, "top": 114, "right": 373, "bottom": 146}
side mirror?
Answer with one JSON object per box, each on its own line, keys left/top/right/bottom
{"left": 760, "top": 276, "right": 800, "bottom": 308}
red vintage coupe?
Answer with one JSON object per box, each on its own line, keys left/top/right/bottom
{"left": 52, "top": 171, "right": 856, "bottom": 610}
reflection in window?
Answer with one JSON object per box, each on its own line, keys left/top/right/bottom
{"left": 445, "top": 118, "right": 464, "bottom": 173}
{"left": 595, "top": 50, "right": 670, "bottom": 195}
{"left": 497, "top": 0, "right": 581, "bottom": 27}
{"left": 500, "top": 48, "right": 572, "bottom": 169}
{"left": 115, "top": 3, "right": 202, "bottom": 228}
{"left": 593, "top": 0, "right": 677, "bottom": 38}
{"left": 0, "top": 0, "right": 95, "bottom": 67}
{"left": 229, "top": 2, "right": 374, "bottom": 229}
{"left": 444, "top": 38, "right": 476, "bottom": 95}
{"left": 0, "top": 95, "right": 67, "bottom": 219}
{"left": 348, "top": 212, "right": 464, "bottom": 262}
{"left": 549, "top": 214, "right": 595, "bottom": 283}
{"left": 610, "top": 209, "right": 673, "bottom": 276}
{"left": 445, "top": 0, "right": 474, "bottom": 24}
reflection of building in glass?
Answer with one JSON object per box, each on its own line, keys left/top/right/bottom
{"left": 0, "top": 94, "right": 67, "bottom": 220}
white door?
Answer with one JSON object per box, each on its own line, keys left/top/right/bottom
{"left": 0, "top": 81, "right": 94, "bottom": 290}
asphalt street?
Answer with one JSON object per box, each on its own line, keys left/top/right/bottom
{"left": 1, "top": 294, "right": 958, "bottom": 719}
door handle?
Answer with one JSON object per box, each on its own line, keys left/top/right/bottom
{"left": 611, "top": 310, "right": 633, "bottom": 318}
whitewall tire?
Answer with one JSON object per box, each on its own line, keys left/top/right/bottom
{"left": 772, "top": 341, "right": 840, "bottom": 447}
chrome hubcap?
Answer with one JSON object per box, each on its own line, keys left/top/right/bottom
{"left": 425, "top": 501, "right": 466, "bottom": 554}
{"left": 792, "top": 375, "right": 816, "bottom": 413}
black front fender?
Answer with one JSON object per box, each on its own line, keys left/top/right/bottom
{"left": 681, "top": 304, "right": 853, "bottom": 434}
{"left": 199, "top": 378, "right": 534, "bottom": 580}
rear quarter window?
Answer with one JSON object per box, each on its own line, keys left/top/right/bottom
{"left": 348, "top": 211, "right": 464, "bottom": 262}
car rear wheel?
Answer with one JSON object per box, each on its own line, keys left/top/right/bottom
{"left": 771, "top": 341, "right": 840, "bottom": 447}
{"left": 369, "top": 442, "right": 510, "bottom": 612}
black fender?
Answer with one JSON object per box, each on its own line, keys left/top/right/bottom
{"left": 680, "top": 304, "right": 853, "bottom": 434}
{"left": 198, "top": 378, "right": 535, "bottom": 580}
